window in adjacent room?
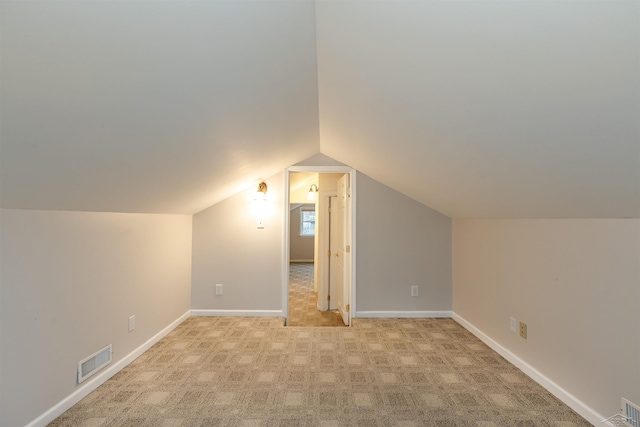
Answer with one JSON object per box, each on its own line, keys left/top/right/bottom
{"left": 300, "top": 207, "right": 315, "bottom": 236}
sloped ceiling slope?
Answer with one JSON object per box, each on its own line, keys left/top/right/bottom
{"left": 317, "top": 1, "right": 640, "bottom": 218}
{"left": 0, "top": 1, "right": 319, "bottom": 214}
{"left": 2, "top": 1, "right": 638, "bottom": 218}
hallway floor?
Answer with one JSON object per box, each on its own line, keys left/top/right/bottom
{"left": 287, "top": 263, "right": 346, "bottom": 327}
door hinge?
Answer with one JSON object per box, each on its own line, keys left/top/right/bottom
{"left": 346, "top": 304, "right": 350, "bottom": 313}
{"left": 345, "top": 245, "right": 351, "bottom": 253}
{"left": 328, "top": 207, "right": 331, "bottom": 213}
{"left": 327, "top": 295, "right": 330, "bottom": 301}
{"left": 327, "top": 250, "right": 331, "bottom": 257}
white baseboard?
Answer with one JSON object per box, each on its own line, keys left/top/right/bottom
{"left": 191, "top": 309, "right": 284, "bottom": 317}
{"left": 452, "top": 312, "right": 606, "bottom": 426}
{"left": 290, "top": 259, "right": 314, "bottom": 263}
{"left": 355, "top": 310, "right": 452, "bottom": 318}
{"left": 26, "top": 310, "right": 191, "bottom": 427}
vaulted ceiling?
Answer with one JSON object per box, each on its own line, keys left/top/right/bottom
{"left": 1, "top": 1, "right": 638, "bottom": 218}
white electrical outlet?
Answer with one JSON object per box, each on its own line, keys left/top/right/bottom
{"left": 128, "top": 315, "right": 136, "bottom": 332}
{"left": 510, "top": 317, "right": 517, "bottom": 333}
{"left": 411, "top": 286, "right": 419, "bottom": 297}
{"left": 215, "top": 284, "right": 223, "bottom": 296}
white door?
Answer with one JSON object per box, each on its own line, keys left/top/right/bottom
{"left": 334, "top": 174, "right": 350, "bottom": 326}
{"left": 328, "top": 196, "right": 338, "bottom": 310}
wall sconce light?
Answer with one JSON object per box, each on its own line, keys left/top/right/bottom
{"left": 255, "top": 182, "right": 268, "bottom": 201}
{"left": 254, "top": 182, "right": 268, "bottom": 229}
{"left": 307, "top": 184, "right": 319, "bottom": 201}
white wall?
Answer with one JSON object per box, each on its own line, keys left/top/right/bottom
{"left": 452, "top": 219, "right": 640, "bottom": 422}
{"left": 289, "top": 204, "right": 315, "bottom": 262}
{"left": 191, "top": 169, "right": 454, "bottom": 317}
{"left": 191, "top": 173, "right": 284, "bottom": 313}
{"left": 0, "top": 209, "right": 192, "bottom": 427}
{"left": 355, "top": 172, "right": 452, "bottom": 314}
{"left": 318, "top": 173, "right": 342, "bottom": 194}
{"left": 289, "top": 172, "right": 318, "bottom": 204}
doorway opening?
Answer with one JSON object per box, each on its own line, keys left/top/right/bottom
{"left": 283, "top": 167, "right": 356, "bottom": 327}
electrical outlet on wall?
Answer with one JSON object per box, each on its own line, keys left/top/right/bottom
{"left": 411, "top": 286, "right": 419, "bottom": 297}
{"left": 128, "top": 315, "right": 136, "bottom": 332}
{"left": 519, "top": 321, "right": 527, "bottom": 339}
{"left": 215, "top": 284, "right": 223, "bottom": 296}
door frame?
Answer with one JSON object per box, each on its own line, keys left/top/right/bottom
{"left": 319, "top": 192, "right": 337, "bottom": 311}
{"left": 282, "top": 166, "right": 356, "bottom": 326}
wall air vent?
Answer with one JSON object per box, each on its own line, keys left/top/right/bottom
{"left": 623, "top": 398, "right": 640, "bottom": 427}
{"left": 78, "top": 344, "right": 112, "bottom": 383}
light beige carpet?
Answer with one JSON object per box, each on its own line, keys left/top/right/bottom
{"left": 288, "top": 263, "right": 345, "bottom": 327}
{"left": 49, "top": 317, "right": 591, "bottom": 426}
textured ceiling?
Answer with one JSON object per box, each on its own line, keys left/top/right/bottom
{"left": 1, "top": 1, "right": 638, "bottom": 218}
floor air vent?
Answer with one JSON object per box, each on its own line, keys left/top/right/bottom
{"left": 78, "top": 344, "right": 112, "bottom": 383}
{"left": 624, "top": 398, "right": 640, "bottom": 427}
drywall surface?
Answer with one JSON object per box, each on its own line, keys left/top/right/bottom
{"left": 295, "top": 153, "right": 348, "bottom": 168}
{"left": 0, "top": 209, "right": 192, "bottom": 427}
{"left": 318, "top": 173, "right": 342, "bottom": 194}
{"left": 1, "top": 0, "right": 319, "bottom": 214}
{"left": 316, "top": 0, "right": 640, "bottom": 219}
{"left": 356, "top": 172, "right": 452, "bottom": 312}
{"left": 290, "top": 173, "right": 318, "bottom": 204}
{"left": 192, "top": 169, "right": 452, "bottom": 316}
{"left": 290, "top": 204, "right": 315, "bottom": 261}
{"left": 191, "top": 173, "right": 284, "bottom": 311}
{"left": 452, "top": 219, "right": 640, "bottom": 419}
